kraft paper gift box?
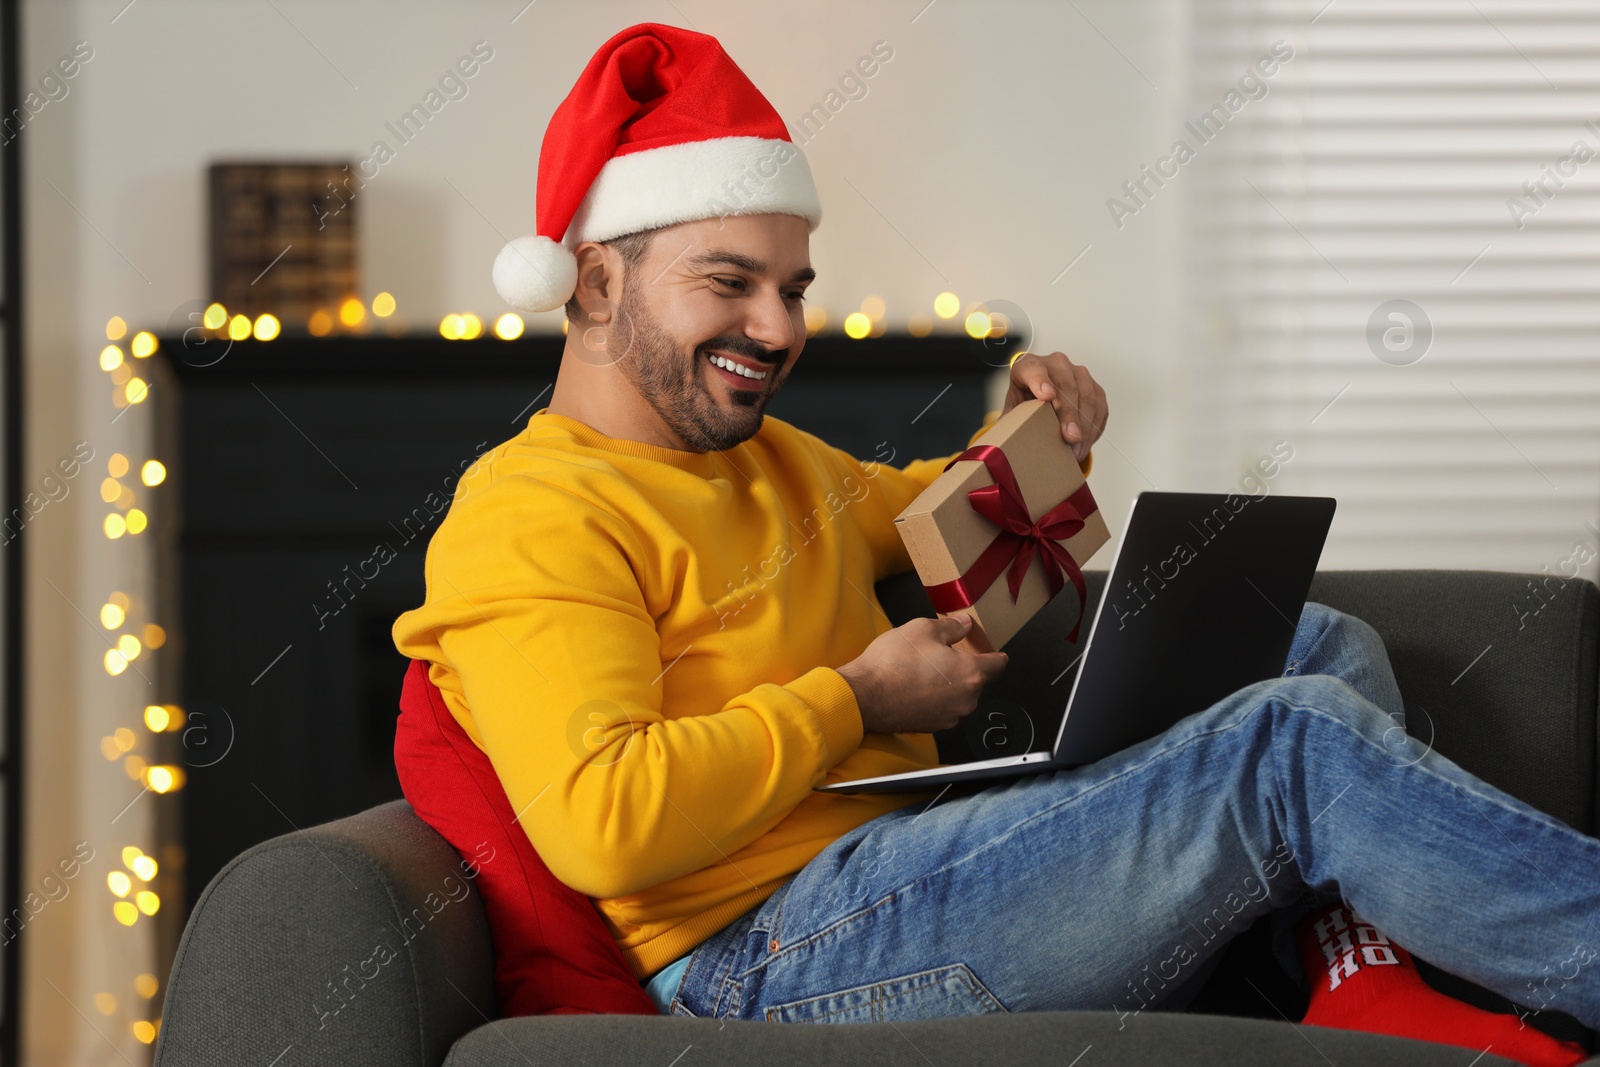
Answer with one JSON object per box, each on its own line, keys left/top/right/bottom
{"left": 893, "top": 398, "right": 1111, "bottom": 654}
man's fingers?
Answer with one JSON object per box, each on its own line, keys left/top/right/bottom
{"left": 936, "top": 613, "right": 975, "bottom": 643}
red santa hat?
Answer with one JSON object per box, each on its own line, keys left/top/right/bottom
{"left": 492, "top": 22, "right": 823, "bottom": 313}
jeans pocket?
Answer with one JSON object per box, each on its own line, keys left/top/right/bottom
{"left": 761, "top": 963, "right": 1009, "bottom": 1024}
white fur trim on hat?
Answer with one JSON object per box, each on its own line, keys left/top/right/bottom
{"left": 492, "top": 234, "right": 579, "bottom": 313}
{"left": 564, "top": 135, "right": 821, "bottom": 247}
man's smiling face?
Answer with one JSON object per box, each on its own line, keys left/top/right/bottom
{"left": 574, "top": 212, "right": 815, "bottom": 453}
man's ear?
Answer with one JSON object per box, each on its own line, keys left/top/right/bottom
{"left": 570, "top": 240, "right": 619, "bottom": 325}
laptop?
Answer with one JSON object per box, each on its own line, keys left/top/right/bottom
{"left": 814, "top": 491, "right": 1336, "bottom": 794}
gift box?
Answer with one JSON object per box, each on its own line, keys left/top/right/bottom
{"left": 894, "top": 398, "right": 1111, "bottom": 653}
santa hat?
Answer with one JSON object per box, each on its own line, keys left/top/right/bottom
{"left": 493, "top": 22, "right": 823, "bottom": 313}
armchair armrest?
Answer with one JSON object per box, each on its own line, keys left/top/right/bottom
{"left": 153, "top": 799, "right": 495, "bottom": 1067}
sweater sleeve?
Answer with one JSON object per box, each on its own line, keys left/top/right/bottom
{"left": 417, "top": 474, "right": 865, "bottom": 901}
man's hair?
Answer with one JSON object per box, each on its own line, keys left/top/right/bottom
{"left": 564, "top": 227, "right": 662, "bottom": 322}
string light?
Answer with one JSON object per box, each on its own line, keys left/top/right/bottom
{"left": 252, "top": 314, "right": 280, "bottom": 341}
{"left": 372, "top": 292, "right": 396, "bottom": 318}
{"left": 339, "top": 297, "right": 366, "bottom": 327}
{"left": 105, "top": 316, "right": 127, "bottom": 341}
{"left": 100, "top": 345, "right": 124, "bottom": 371}
{"left": 140, "top": 461, "right": 166, "bottom": 487}
{"left": 933, "top": 291, "right": 960, "bottom": 319}
{"left": 843, "top": 312, "right": 871, "bottom": 339}
{"left": 493, "top": 313, "right": 523, "bottom": 340}
{"left": 202, "top": 304, "right": 227, "bottom": 330}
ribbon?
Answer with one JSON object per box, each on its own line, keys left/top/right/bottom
{"left": 922, "top": 444, "right": 1098, "bottom": 644}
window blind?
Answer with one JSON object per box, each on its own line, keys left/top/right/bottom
{"left": 1186, "top": 0, "right": 1600, "bottom": 582}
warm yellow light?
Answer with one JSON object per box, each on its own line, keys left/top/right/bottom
{"left": 125, "top": 509, "right": 148, "bottom": 535}
{"left": 122, "top": 846, "right": 143, "bottom": 868}
{"left": 227, "top": 314, "right": 252, "bottom": 341}
{"left": 104, "top": 648, "right": 128, "bottom": 675}
{"left": 860, "top": 295, "right": 886, "bottom": 320}
{"left": 493, "top": 313, "right": 524, "bottom": 340}
{"left": 803, "top": 306, "right": 827, "bottom": 334}
{"left": 117, "top": 634, "right": 142, "bottom": 660}
{"left": 252, "top": 313, "right": 280, "bottom": 341}
{"left": 843, "top": 312, "right": 872, "bottom": 339}
{"left": 143, "top": 705, "right": 170, "bottom": 732}
{"left": 100, "top": 345, "right": 124, "bottom": 371}
{"left": 143, "top": 624, "right": 167, "bottom": 650}
{"left": 339, "top": 296, "right": 366, "bottom": 327}
{"left": 133, "top": 1021, "right": 156, "bottom": 1044}
{"left": 130, "top": 332, "right": 157, "bottom": 358}
{"left": 104, "top": 514, "right": 127, "bottom": 540}
{"left": 107, "top": 871, "right": 131, "bottom": 897}
{"left": 933, "top": 292, "right": 961, "bottom": 319}
{"left": 869, "top": 317, "right": 888, "bottom": 339}
{"left": 112, "top": 386, "right": 129, "bottom": 409}
{"left": 115, "top": 485, "right": 135, "bottom": 511}
{"left": 460, "top": 313, "right": 483, "bottom": 340}
{"left": 100, "top": 478, "right": 120, "bottom": 504}
{"left": 100, "top": 602, "right": 125, "bottom": 628}
{"left": 111, "top": 363, "right": 133, "bottom": 386}
{"left": 140, "top": 460, "right": 166, "bottom": 486}
{"left": 145, "top": 765, "right": 184, "bottom": 793}
{"left": 110, "top": 591, "right": 129, "bottom": 609}
{"left": 124, "top": 754, "right": 146, "bottom": 779}
{"left": 964, "top": 311, "right": 992, "bottom": 339}
{"left": 109, "top": 453, "right": 129, "bottom": 477}
{"left": 105, "top": 316, "right": 127, "bottom": 341}
{"left": 372, "top": 291, "right": 396, "bottom": 317}
{"left": 113, "top": 901, "right": 138, "bottom": 926}
{"left": 130, "top": 855, "right": 158, "bottom": 881}
{"left": 561, "top": 317, "right": 570, "bottom": 336}
{"left": 126, "top": 377, "right": 149, "bottom": 404}
{"left": 135, "top": 890, "right": 160, "bottom": 916}
{"left": 307, "top": 309, "right": 333, "bottom": 336}
{"left": 113, "top": 727, "right": 135, "bottom": 752}
{"left": 203, "top": 303, "right": 228, "bottom": 329}
{"left": 908, "top": 313, "right": 933, "bottom": 338}
{"left": 439, "top": 314, "right": 464, "bottom": 340}
{"left": 135, "top": 974, "right": 159, "bottom": 999}
{"left": 93, "top": 992, "right": 117, "bottom": 1015}
{"left": 100, "top": 737, "right": 120, "bottom": 760}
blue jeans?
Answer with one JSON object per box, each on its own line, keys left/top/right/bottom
{"left": 657, "top": 602, "right": 1600, "bottom": 1028}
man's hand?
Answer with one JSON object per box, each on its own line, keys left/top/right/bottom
{"left": 1002, "top": 351, "right": 1108, "bottom": 466}
{"left": 837, "top": 615, "right": 1009, "bottom": 734}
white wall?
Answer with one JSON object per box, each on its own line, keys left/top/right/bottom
{"left": 21, "top": 1, "right": 1188, "bottom": 1061}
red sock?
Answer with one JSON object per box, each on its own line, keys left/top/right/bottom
{"left": 1295, "top": 902, "right": 1587, "bottom": 1067}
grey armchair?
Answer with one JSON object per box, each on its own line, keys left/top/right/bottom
{"left": 152, "top": 568, "right": 1600, "bottom": 1066}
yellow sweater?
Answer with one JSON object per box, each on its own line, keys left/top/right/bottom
{"left": 392, "top": 404, "right": 1090, "bottom": 979}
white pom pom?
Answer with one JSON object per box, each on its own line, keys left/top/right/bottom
{"left": 492, "top": 234, "right": 578, "bottom": 313}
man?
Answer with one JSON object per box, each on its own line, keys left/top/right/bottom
{"left": 392, "top": 22, "right": 1594, "bottom": 1061}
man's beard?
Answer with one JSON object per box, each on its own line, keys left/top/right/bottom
{"left": 614, "top": 278, "right": 784, "bottom": 453}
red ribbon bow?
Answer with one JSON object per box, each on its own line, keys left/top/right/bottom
{"left": 922, "top": 444, "right": 1098, "bottom": 644}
